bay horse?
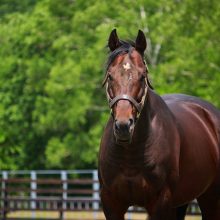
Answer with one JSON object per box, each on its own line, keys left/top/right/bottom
{"left": 98, "top": 29, "right": 220, "bottom": 220}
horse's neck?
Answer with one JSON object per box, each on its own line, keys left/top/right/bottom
{"left": 133, "top": 89, "right": 160, "bottom": 141}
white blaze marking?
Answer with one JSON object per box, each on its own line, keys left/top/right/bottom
{"left": 123, "top": 62, "right": 131, "bottom": 71}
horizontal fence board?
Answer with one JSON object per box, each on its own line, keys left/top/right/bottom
{"left": 1, "top": 188, "right": 98, "bottom": 194}
{"left": 0, "top": 197, "right": 100, "bottom": 202}
{"left": 0, "top": 178, "right": 98, "bottom": 184}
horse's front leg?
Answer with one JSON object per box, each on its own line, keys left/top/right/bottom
{"left": 148, "top": 187, "right": 176, "bottom": 220}
{"left": 100, "top": 188, "right": 127, "bottom": 220}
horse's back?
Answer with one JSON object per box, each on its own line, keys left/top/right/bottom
{"left": 163, "top": 94, "right": 220, "bottom": 205}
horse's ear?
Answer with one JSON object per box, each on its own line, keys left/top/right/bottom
{"left": 135, "top": 30, "right": 147, "bottom": 54}
{"left": 108, "top": 29, "right": 121, "bottom": 51}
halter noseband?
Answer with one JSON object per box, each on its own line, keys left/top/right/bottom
{"left": 109, "top": 94, "right": 142, "bottom": 113}
{"left": 106, "top": 80, "right": 148, "bottom": 115}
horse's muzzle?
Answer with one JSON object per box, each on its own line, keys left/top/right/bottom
{"left": 113, "top": 119, "right": 134, "bottom": 144}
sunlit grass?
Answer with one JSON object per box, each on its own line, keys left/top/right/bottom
{"left": 8, "top": 211, "right": 201, "bottom": 219}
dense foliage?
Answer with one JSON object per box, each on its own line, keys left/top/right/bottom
{"left": 0, "top": 0, "right": 219, "bottom": 170}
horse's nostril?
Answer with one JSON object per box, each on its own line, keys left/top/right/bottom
{"left": 115, "top": 120, "right": 120, "bottom": 131}
{"left": 128, "top": 118, "right": 134, "bottom": 127}
{"left": 114, "top": 119, "right": 133, "bottom": 133}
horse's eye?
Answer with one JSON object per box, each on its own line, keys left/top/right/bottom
{"left": 108, "top": 74, "right": 113, "bottom": 81}
{"left": 140, "top": 75, "right": 145, "bottom": 82}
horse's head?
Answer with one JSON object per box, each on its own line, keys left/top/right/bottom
{"left": 103, "top": 29, "right": 152, "bottom": 144}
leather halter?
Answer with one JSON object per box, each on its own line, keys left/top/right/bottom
{"left": 109, "top": 94, "right": 142, "bottom": 113}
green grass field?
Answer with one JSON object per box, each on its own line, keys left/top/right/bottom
{"left": 8, "top": 211, "right": 201, "bottom": 220}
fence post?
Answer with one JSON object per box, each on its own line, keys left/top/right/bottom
{"left": 30, "top": 171, "right": 37, "bottom": 218}
{"left": 60, "top": 171, "right": 67, "bottom": 220}
{"left": 2, "top": 171, "right": 8, "bottom": 220}
{"left": 92, "top": 170, "right": 99, "bottom": 219}
{"left": 127, "top": 206, "right": 133, "bottom": 220}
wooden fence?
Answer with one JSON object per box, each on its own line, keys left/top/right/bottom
{"left": 0, "top": 170, "right": 201, "bottom": 220}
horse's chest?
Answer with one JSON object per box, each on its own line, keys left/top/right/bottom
{"left": 111, "top": 173, "right": 156, "bottom": 206}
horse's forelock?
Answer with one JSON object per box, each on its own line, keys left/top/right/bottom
{"left": 106, "top": 40, "right": 135, "bottom": 71}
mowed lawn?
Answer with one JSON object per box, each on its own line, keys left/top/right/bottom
{"left": 8, "top": 211, "right": 201, "bottom": 220}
